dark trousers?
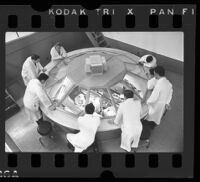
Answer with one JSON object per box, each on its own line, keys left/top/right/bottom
{"left": 140, "top": 119, "right": 157, "bottom": 140}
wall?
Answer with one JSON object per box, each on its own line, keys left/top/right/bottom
{"left": 104, "top": 37, "right": 183, "bottom": 74}
{"left": 6, "top": 32, "right": 93, "bottom": 100}
{"left": 103, "top": 32, "right": 184, "bottom": 62}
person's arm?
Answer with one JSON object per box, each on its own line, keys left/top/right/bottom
{"left": 28, "top": 61, "right": 38, "bottom": 79}
{"left": 113, "top": 105, "right": 123, "bottom": 125}
{"left": 166, "top": 87, "right": 173, "bottom": 105}
{"left": 37, "top": 62, "right": 46, "bottom": 73}
{"left": 147, "top": 85, "right": 160, "bottom": 104}
{"left": 36, "top": 85, "right": 53, "bottom": 108}
{"left": 61, "top": 47, "right": 67, "bottom": 57}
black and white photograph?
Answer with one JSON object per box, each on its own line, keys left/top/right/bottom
{"left": 5, "top": 32, "right": 183, "bottom": 153}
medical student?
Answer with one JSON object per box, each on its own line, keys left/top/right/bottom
{"left": 145, "top": 66, "right": 173, "bottom": 128}
{"left": 23, "top": 73, "right": 56, "bottom": 124}
{"left": 139, "top": 54, "right": 157, "bottom": 77}
{"left": 142, "top": 68, "right": 157, "bottom": 103}
{"left": 66, "top": 103, "right": 101, "bottom": 152}
{"left": 21, "top": 54, "right": 46, "bottom": 86}
{"left": 50, "top": 42, "right": 68, "bottom": 65}
{"left": 139, "top": 54, "right": 157, "bottom": 68}
{"left": 113, "top": 90, "right": 143, "bottom": 152}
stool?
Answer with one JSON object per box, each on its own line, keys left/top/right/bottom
{"left": 37, "top": 120, "right": 54, "bottom": 148}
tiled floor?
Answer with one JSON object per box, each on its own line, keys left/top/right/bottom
{"left": 5, "top": 70, "right": 183, "bottom": 153}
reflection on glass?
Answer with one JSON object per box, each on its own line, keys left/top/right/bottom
{"left": 51, "top": 72, "right": 143, "bottom": 118}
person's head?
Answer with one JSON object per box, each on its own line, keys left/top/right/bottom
{"left": 123, "top": 90, "right": 134, "bottom": 99}
{"left": 154, "top": 66, "right": 165, "bottom": 79}
{"left": 146, "top": 55, "right": 153, "bottom": 63}
{"left": 38, "top": 73, "right": 49, "bottom": 84}
{"left": 54, "top": 42, "right": 61, "bottom": 52}
{"left": 85, "top": 103, "right": 95, "bottom": 114}
{"left": 31, "top": 54, "right": 40, "bottom": 63}
{"left": 149, "top": 68, "right": 155, "bottom": 77}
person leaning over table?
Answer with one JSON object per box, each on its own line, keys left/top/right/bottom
{"left": 66, "top": 103, "right": 101, "bottom": 152}
{"left": 50, "top": 42, "right": 68, "bottom": 65}
{"left": 143, "top": 66, "right": 173, "bottom": 129}
{"left": 21, "top": 54, "right": 46, "bottom": 86}
{"left": 111, "top": 90, "right": 143, "bottom": 152}
{"left": 23, "top": 73, "right": 56, "bottom": 125}
{"left": 138, "top": 54, "right": 157, "bottom": 77}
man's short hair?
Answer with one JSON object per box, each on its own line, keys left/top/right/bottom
{"left": 85, "top": 103, "right": 95, "bottom": 114}
{"left": 154, "top": 66, "right": 165, "bottom": 76}
{"left": 146, "top": 55, "right": 153, "bottom": 63}
{"left": 54, "top": 42, "right": 61, "bottom": 47}
{"left": 38, "top": 73, "right": 49, "bottom": 82}
{"left": 149, "top": 68, "right": 155, "bottom": 76}
{"left": 31, "top": 54, "right": 40, "bottom": 60}
{"left": 123, "top": 90, "right": 134, "bottom": 99}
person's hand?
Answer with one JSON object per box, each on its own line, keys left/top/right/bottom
{"left": 138, "top": 62, "right": 144, "bottom": 66}
{"left": 165, "top": 104, "right": 171, "bottom": 110}
{"left": 42, "top": 68, "right": 47, "bottom": 72}
{"left": 49, "top": 104, "right": 56, "bottom": 111}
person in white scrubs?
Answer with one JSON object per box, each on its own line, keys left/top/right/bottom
{"left": 21, "top": 54, "right": 45, "bottom": 86}
{"left": 50, "top": 42, "right": 68, "bottom": 65}
{"left": 139, "top": 54, "right": 157, "bottom": 77}
{"left": 146, "top": 66, "right": 173, "bottom": 127}
{"left": 139, "top": 54, "right": 157, "bottom": 68}
{"left": 113, "top": 90, "right": 143, "bottom": 152}
{"left": 66, "top": 103, "right": 101, "bottom": 152}
{"left": 142, "top": 68, "right": 157, "bottom": 102}
{"left": 23, "top": 73, "right": 56, "bottom": 124}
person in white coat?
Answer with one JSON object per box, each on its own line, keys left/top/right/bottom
{"left": 113, "top": 90, "right": 143, "bottom": 152}
{"left": 139, "top": 54, "right": 157, "bottom": 68}
{"left": 66, "top": 103, "right": 101, "bottom": 152}
{"left": 23, "top": 73, "right": 56, "bottom": 124}
{"left": 21, "top": 54, "right": 45, "bottom": 86}
{"left": 146, "top": 66, "right": 173, "bottom": 127}
{"left": 50, "top": 42, "right": 68, "bottom": 65}
{"left": 142, "top": 68, "right": 157, "bottom": 102}
{"left": 139, "top": 54, "right": 157, "bottom": 77}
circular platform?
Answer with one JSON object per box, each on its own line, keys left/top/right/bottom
{"left": 42, "top": 47, "right": 148, "bottom": 140}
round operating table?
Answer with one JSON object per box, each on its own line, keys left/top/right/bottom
{"left": 41, "top": 47, "right": 149, "bottom": 140}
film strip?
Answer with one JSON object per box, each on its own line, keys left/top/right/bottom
{"left": 0, "top": 2, "right": 197, "bottom": 179}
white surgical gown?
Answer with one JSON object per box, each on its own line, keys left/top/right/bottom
{"left": 114, "top": 98, "right": 142, "bottom": 152}
{"left": 66, "top": 114, "right": 100, "bottom": 152}
{"left": 146, "top": 77, "right": 173, "bottom": 125}
{"left": 23, "top": 79, "right": 52, "bottom": 122}
{"left": 50, "top": 46, "right": 67, "bottom": 61}
{"left": 21, "top": 56, "right": 43, "bottom": 86}
{"left": 139, "top": 54, "right": 157, "bottom": 68}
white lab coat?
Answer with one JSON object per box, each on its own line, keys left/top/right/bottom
{"left": 147, "top": 77, "right": 173, "bottom": 125}
{"left": 23, "top": 79, "right": 52, "bottom": 122}
{"left": 114, "top": 98, "right": 142, "bottom": 152}
{"left": 139, "top": 54, "right": 157, "bottom": 68}
{"left": 66, "top": 114, "right": 100, "bottom": 152}
{"left": 50, "top": 46, "right": 67, "bottom": 61}
{"left": 21, "top": 56, "right": 43, "bottom": 86}
{"left": 147, "top": 77, "right": 157, "bottom": 90}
